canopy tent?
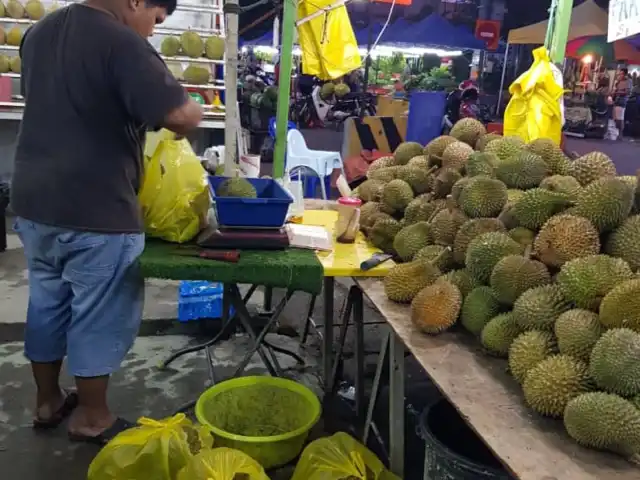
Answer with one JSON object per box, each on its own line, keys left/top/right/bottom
{"left": 565, "top": 35, "right": 640, "bottom": 64}
{"left": 507, "top": 0, "right": 607, "bottom": 45}
{"left": 241, "top": 31, "right": 274, "bottom": 46}
{"left": 381, "top": 14, "right": 486, "bottom": 50}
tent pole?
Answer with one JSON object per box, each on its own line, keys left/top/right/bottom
{"left": 272, "top": 0, "right": 297, "bottom": 179}
{"left": 363, "top": 3, "right": 373, "bottom": 92}
{"left": 497, "top": 43, "right": 509, "bottom": 114}
{"left": 223, "top": 0, "right": 240, "bottom": 176}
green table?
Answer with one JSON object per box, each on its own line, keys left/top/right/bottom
{"left": 140, "top": 240, "right": 323, "bottom": 295}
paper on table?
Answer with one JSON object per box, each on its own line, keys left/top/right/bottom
{"left": 285, "top": 224, "right": 333, "bottom": 251}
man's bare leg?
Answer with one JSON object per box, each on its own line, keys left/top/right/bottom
{"left": 68, "top": 376, "right": 116, "bottom": 437}
{"left": 32, "top": 360, "right": 66, "bottom": 420}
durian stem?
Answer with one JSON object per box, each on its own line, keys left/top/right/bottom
{"left": 523, "top": 245, "right": 533, "bottom": 258}
{"left": 430, "top": 246, "right": 452, "bottom": 265}
{"left": 445, "top": 194, "right": 456, "bottom": 213}
{"left": 629, "top": 453, "right": 640, "bottom": 465}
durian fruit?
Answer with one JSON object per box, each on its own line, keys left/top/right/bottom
{"left": 432, "top": 168, "right": 462, "bottom": 198}
{"left": 605, "top": 215, "right": 640, "bottom": 272}
{"left": 508, "top": 331, "right": 557, "bottom": 384}
{"left": 489, "top": 250, "right": 551, "bottom": 306}
{"left": 441, "top": 141, "right": 474, "bottom": 171}
{"left": 508, "top": 227, "right": 535, "bottom": 249}
{"left": 495, "top": 151, "right": 549, "bottom": 189}
{"left": 475, "top": 133, "right": 501, "bottom": 152}
{"left": 539, "top": 175, "right": 582, "bottom": 199}
{"left": 568, "top": 151, "right": 617, "bottom": 186}
{"left": 526, "top": 138, "right": 571, "bottom": 175}
{"left": 564, "top": 392, "right": 640, "bottom": 459}
{"left": 25, "top": 0, "right": 44, "bottom": 20}
{"left": 204, "top": 36, "right": 225, "bottom": 60}
{"left": 368, "top": 166, "right": 400, "bottom": 183}
{"left": 355, "top": 179, "right": 384, "bottom": 202}
{"left": 414, "top": 245, "right": 454, "bottom": 272}
{"left": 369, "top": 217, "right": 402, "bottom": 254}
{"left": 160, "top": 36, "right": 181, "bottom": 56}
{"left": 436, "top": 268, "right": 478, "bottom": 297}
{"left": 334, "top": 83, "right": 351, "bottom": 98}
{"left": 460, "top": 286, "right": 502, "bottom": 336}
{"left": 533, "top": 214, "right": 600, "bottom": 268}
{"left": 522, "top": 355, "right": 591, "bottom": 417}
{"left": 554, "top": 309, "right": 603, "bottom": 362}
{"left": 424, "top": 135, "right": 457, "bottom": 158}
{"left": 9, "top": 56, "right": 20, "bottom": 73}
{"left": 449, "top": 117, "right": 486, "bottom": 147}
{"left": 0, "top": 2, "right": 4, "bottom": 16}
{"left": 574, "top": 177, "right": 634, "bottom": 232}
{"left": 403, "top": 196, "right": 438, "bottom": 225}
{"left": 396, "top": 165, "right": 434, "bottom": 195}
{"left": 215, "top": 177, "right": 257, "bottom": 198}
{"left": 367, "top": 156, "right": 395, "bottom": 174}
{"left": 392, "top": 221, "right": 432, "bottom": 262}
{"left": 0, "top": 27, "right": 4, "bottom": 45}
{"left": 512, "top": 284, "right": 572, "bottom": 332}
{"left": 360, "top": 202, "right": 382, "bottom": 228}
{"left": 453, "top": 218, "right": 506, "bottom": 265}
{"left": 183, "top": 65, "right": 210, "bottom": 85}
{"left": 407, "top": 155, "right": 428, "bottom": 169}
{"left": 512, "top": 188, "right": 573, "bottom": 230}
{"left": 589, "top": 328, "right": 640, "bottom": 397}
{"left": 361, "top": 212, "right": 393, "bottom": 235}
{"left": 465, "top": 152, "right": 497, "bottom": 178}
{"left": 483, "top": 135, "right": 525, "bottom": 162}
{"left": 384, "top": 257, "right": 441, "bottom": 303}
{"left": 393, "top": 142, "right": 424, "bottom": 165}
{"left": 458, "top": 176, "right": 507, "bottom": 218}
{"left": 6, "top": 0, "right": 24, "bottom": 19}
{"left": 6, "top": 26, "right": 22, "bottom": 47}
{"left": 430, "top": 197, "right": 467, "bottom": 247}
{"left": 319, "top": 82, "right": 335, "bottom": 100}
{"left": 46, "top": 1, "right": 58, "bottom": 13}
{"left": 410, "top": 281, "right": 461, "bottom": 334}
{"left": 449, "top": 177, "right": 472, "bottom": 206}
{"left": 166, "top": 62, "right": 183, "bottom": 80}
{"left": 180, "top": 30, "right": 205, "bottom": 58}
{"left": 599, "top": 279, "right": 640, "bottom": 332}
{"left": 480, "top": 312, "right": 521, "bottom": 357}
{"left": 0, "top": 55, "right": 9, "bottom": 74}
{"left": 465, "top": 231, "right": 523, "bottom": 284}
{"left": 381, "top": 179, "right": 414, "bottom": 212}
{"left": 556, "top": 254, "right": 634, "bottom": 311}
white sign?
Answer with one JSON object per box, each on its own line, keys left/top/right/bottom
{"left": 608, "top": 0, "right": 640, "bottom": 42}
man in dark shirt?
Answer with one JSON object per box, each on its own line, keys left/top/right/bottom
{"left": 11, "top": 0, "right": 203, "bottom": 444}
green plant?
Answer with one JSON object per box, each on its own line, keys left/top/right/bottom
{"left": 404, "top": 66, "right": 457, "bottom": 93}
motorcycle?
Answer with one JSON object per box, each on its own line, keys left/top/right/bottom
{"left": 442, "top": 82, "right": 492, "bottom": 133}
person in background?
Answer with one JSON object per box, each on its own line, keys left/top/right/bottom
{"left": 596, "top": 66, "right": 610, "bottom": 93}
{"left": 613, "top": 67, "right": 632, "bottom": 139}
{"left": 11, "top": 0, "right": 202, "bottom": 445}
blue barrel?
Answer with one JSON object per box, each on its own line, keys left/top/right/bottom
{"left": 406, "top": 91, "right": 447, "bottom": 146}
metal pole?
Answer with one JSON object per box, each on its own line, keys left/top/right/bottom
{"left": 223, "top": 0, "right": 240, "bottom": 175}
{"left": 496, "top": 43, "right": 509, "bottom": 114}
{"left": 363, "top": 8, "right": 373, "bottom": 91}
{"left": 549, "top": 0, "right": 574, "bottom": 64}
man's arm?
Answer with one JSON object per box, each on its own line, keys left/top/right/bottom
{"left": 109, "top": 39, "right": 202, "bottom": 134}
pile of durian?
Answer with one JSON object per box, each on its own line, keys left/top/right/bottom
{"left": 354, "top": 118, "right": 640, "bottom": 463}
{"left": 161, "top": 32, "right": 224, "bottom": 85}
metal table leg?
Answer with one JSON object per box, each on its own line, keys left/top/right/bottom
{"left": 389, "top": 331, "right": 405, "bottom": 477}
{"left": 323, "top": 276, "right": 334, "bottom": 394}
{"left": 352, "top": 286, "right": 365, "bottom": 435}
{"left": 363, "top": 331, "right": 389, "bottom": 458}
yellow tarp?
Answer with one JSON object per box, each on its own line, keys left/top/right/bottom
{"left": 504, "top": 47, "right": 564, "bottom": 145}
{"left": 297, "top": 0, "right": 361, "bottom": 80}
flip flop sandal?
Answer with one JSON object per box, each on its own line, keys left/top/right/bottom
{"left": 33, "top": 390, "right": 79, "bottom": 430}
{"left": 68, "top": 417, "right": 135, "bottom": 446}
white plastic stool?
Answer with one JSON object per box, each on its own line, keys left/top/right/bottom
{"left": 286, "top": 129, "right": 345, "bottom": 200}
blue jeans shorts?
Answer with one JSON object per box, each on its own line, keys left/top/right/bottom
{"left": 14, "top": 217, "right": 145, "bottom": 378}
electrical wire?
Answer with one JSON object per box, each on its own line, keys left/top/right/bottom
{"left": 368, "top": 0, "right": 397, "bottom": 55}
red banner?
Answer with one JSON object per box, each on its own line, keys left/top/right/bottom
{"left": 475, "top": 20, "right": 501, "bottom": 50}
{"left": 373, "top": 0, "right": 412, "bottom": 5}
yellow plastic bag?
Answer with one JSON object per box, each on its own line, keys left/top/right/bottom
{"left": 297, "top": 0, "right": 361, "bottom": 80}
{"left": 88, "top": 414, "right": 214, "bottom": 480}
{"left": 139, "top": 131, "right": 209, "bottom": 243}
{"left": 504, "top": 46, "right": 564, "bottom": 145}
{"left": 291, "top": 432, "right": 401, "bottom": 480}
{"left": 177, "top": 447, "right": 270, "bottom": 480}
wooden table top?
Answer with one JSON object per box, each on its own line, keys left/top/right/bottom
{"left": 355, "top": 278, "right": 640, "bottom": 480}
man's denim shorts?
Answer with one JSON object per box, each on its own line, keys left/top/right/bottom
{"left": 14, "top": 217, "right": 145, "bottom": 378}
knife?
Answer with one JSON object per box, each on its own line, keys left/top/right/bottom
{"left": 360, "top": 253, "right": 393, "bottom": 271}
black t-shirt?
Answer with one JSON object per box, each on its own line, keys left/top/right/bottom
{"left": 11, "top": 4, "right": 187, "bottom": 233}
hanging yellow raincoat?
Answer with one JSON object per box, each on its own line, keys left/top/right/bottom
{"left": 297, "top": 0, "right": 361, "bottom": 80}
{"left": 504, "top": 47, "right": 564, "bottom": 145}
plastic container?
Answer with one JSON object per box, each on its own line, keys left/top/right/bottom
{"left": 335, "top": 197, "right": 361, "bottom": 243}
{"left": 178, "top": 281, "right": 227, "bottom": 322}
{"left": 209, "top": 176, "right": 293, "bottom": 228}
{"left": 419, "top": 398, "right": 514, "bottom": 479}
{"left": 196, "top": 376, "right": 322, "bottom": 469}
{"left": 406, "top": 91, "right": 447, "bottom": 146}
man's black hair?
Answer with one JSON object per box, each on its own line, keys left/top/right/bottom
{"left": 621, "top": 67, "right": 629, "bottom": 75}
{"left": 146, "top": 0, "right": 177, "bottom": 15}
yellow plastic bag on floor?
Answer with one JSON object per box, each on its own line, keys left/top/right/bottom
{"left": 291, "top": 432, "right": 401, "bottom": 480}
{"left": 139, "top": 130, "right": 210, "bottom": 243}
{"left": 297, "top": 0, "right": 361, "bottom": 80}
{"left": 88, "top": 414, "right": 213, "bottom": 480}
{"left": 504, "top": 46, "right": 564, "bottom": 145}
{"left": 177, "top": 447, "right": 269, "bottom": 480}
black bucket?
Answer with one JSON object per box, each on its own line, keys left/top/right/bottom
{"left": 418, "top": 398, "right": 514, "bottom": 480}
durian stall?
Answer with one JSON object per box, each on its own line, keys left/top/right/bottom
{"left": 0, "top": 0, "right": 227, "bottom": 129}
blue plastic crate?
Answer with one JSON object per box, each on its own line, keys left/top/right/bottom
{"left": 178, "top": 281, "right": 230, "bottom": 322}
{"left": 209, "top": 176, "right": 293, "bottom": 228}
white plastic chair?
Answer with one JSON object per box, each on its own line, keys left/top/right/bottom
{"left": 286, "top": 129, "right": 345, "bottom": 200}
